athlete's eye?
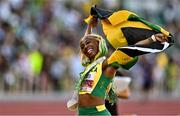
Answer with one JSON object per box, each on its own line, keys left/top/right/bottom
{"left": 80, "top": 44, "right": 85, "bottom": 50}
{"left": 86, "top": 41, "right": 91, "bottom": 45}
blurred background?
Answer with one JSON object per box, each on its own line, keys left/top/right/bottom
{"left": 0, "top": 0, "right": 180, "bottom": 115}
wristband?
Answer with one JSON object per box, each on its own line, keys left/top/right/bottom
{"left": 151, "top": 35, "right": 156, "bottom": 42}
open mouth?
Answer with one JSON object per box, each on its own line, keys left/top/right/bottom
{"left": 87, "top": 48, "right": 93, "bottom": 54}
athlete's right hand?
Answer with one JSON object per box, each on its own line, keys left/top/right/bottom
{"left": 89, "top": 17, "right": 98, "bottom": 28}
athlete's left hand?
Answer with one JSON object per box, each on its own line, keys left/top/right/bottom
{"left": 153, "top": 33, "right": 168, "bottom": 42}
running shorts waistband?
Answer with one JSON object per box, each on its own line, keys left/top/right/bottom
{"left": 78, "top": 104, "right": 106, "bottom": 114}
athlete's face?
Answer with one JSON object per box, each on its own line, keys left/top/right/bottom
{"left": 80, "top": 36, "right": 99, "bottom": 61}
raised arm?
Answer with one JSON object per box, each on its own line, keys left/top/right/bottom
{"left": 84, "top": 17, "right": 98, "bottom": 35}
{"left": 135, "top": 33, "right": 168, "bottom": 45}
{"left": 85, "top": 22, "right": 92, "bottom": 35}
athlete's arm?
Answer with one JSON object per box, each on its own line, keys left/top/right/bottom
{"left": 85, "top": 17, "right": 98, "bottom": 35}
{"left": 135, "top": 33, "right": 168, "bottom": 45}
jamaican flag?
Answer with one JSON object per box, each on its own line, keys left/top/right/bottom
{"left": 85, "top": 6, "right": 174, "bottom": 57}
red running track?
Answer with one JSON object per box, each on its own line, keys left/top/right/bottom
{"left": 0, "top": 100, "right": 180, "bottom": 115}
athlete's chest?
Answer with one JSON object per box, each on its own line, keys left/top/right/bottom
{"left": 81, "top": 67, "right": 98, "bottom": 91}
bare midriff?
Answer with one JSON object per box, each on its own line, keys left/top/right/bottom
{"left": 78, "top": 94, "right": 104, "bottom": 107}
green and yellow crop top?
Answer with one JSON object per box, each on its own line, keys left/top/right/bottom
{"left": 79, "top": 49, "right": 138, "bottom": 99}
{"left": 79, "top": 62, "right": 112, "bottom": 99}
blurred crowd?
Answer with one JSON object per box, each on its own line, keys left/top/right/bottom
{"left": 0, "top": 0, "right": 179, "bottom": 100}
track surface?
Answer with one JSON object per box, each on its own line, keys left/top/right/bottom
{"left": 0, "top": 100, "right": 180, "bottom": 115}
